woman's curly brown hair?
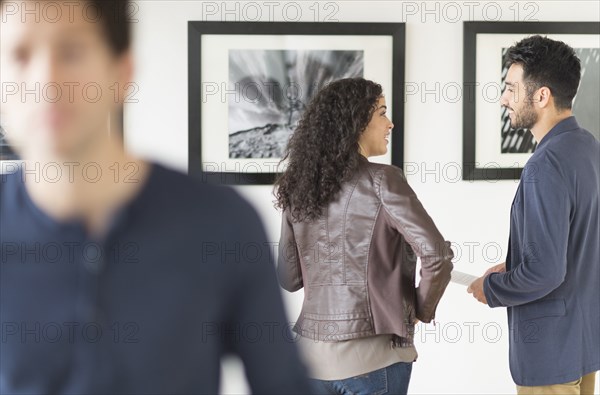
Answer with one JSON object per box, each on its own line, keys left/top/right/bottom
{"left": 274, "top": 77, "right": 383, "bottom": 222}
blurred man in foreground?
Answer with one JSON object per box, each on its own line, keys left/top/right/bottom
{"left": 0, "top": 1, "right": 311, "bottom": 393}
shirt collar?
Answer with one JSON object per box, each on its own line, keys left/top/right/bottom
{"left": 16, "top": 162, "right": 157, "bottom": 242}
{"left": 536, "top": 116, "right": 579, "bottom": 150}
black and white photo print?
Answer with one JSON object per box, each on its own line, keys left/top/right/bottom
{"left": 0, "top": 121, "right": 17, "bottom": 161}
{"left": 228, "top": 50, "right": 363, "bottom": 158}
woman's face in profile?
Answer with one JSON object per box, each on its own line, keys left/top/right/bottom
{"left": 358, "top": 97, "right": 394, "bottom": 157}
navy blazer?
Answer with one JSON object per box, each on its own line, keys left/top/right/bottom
{"left": 484, "top": 117, "right": 600, "bottom": 386}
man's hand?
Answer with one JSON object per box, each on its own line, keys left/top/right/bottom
{"left": 467, "top": 276, "right": 488, "bottom": 305}
{"left": 468, "top": 262, "right": 506, "bottom": 305}
{"left": 485, "top": 262, "right": 506, "bottom": 276}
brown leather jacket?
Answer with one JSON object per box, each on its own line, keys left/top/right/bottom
{"left": 277, "top": 157, "right": 454, "bottom": 344}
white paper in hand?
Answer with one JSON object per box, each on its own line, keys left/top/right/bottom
{"left": 451, "top": 270, "right": 478, "bottom": 286}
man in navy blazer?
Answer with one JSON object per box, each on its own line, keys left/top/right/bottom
{"left": 468, "top": 35, "right": 599, "bottom": 394}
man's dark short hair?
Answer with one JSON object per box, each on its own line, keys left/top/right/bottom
{"left": 0, "top": 0, "right": 131, "bottom": 56}
{"left": 504, "top": 35, "right": 581, "bottom": 110}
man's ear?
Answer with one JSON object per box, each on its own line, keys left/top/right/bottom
{"left": 113, "top": 49, "right": 135, "bottom": 106}
{"left": 536, "top": 86, "right": 552, "bottom": 109}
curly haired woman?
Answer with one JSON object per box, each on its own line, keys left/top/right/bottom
{"left": 274, "top": 77, "right": 454, "bottom": 394}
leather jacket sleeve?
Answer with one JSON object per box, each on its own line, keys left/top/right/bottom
{"left": 277, "top": 209, "right": 304, "bottom": 292}
{"left": 376, "top": 165, "right": 454, "bottom": 322}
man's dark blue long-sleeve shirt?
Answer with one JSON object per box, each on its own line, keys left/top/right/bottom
{"left": 0, "top": 163, "right": 310, "bottom": 394}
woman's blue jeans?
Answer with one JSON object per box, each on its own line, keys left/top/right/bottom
{"left": 308, "top": 361, "right": 413, "bottom": 395}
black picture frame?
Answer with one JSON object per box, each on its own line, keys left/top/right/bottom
{"left": 463, "top": 21, "right": 600, "bottom": 181}
{"left": 188, "top": 21, "right": 405, "bottom": 185}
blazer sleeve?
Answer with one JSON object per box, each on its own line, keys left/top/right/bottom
{"left": 484, "top": 157, "right": 570, "bottom": 307}
{"left": 377, "top": 165, "right": 454, "bottom": 322}
{"left": 276, "top": 209, "right": 304, "bottom": 292}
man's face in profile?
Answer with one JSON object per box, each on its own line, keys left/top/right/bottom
{"left": 0, "top": 0, "right": 130, "bottom": 160}
{"left": 500, "top": 63, "right": 539, "bottom": 131}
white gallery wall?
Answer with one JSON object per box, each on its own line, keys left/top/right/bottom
{"left": 125, "top": 1, "right": 600, "bottom": 393}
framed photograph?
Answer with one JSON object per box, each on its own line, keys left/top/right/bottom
{"left": 0, "top": 112, "right": 124, "bottom": 172}
{"left": 0, "top": 116, "right": 19, "bottom": 174}
{"left": 189, "top": 22, "right": 405, "bottom": 185}
{"left": 0, "top": 124, "right": 18, "bottom": 162}
{"left": 463, "top": 21, "right": 600, "bottom": 181}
